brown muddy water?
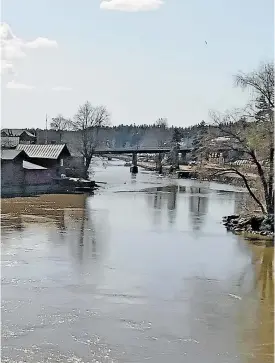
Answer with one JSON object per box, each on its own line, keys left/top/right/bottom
{"left": 1, "top": 159, "right": 274, "bottom": 363}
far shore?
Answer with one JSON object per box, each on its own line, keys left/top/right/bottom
{"left": 137, "top": 160, "right": 257, "bottom": 188}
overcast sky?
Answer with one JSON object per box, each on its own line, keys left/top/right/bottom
{"left": 1, "top": 0, "right": 273, "bottom": 129}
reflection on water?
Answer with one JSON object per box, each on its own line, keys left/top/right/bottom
{"left": 237, "top": 243, "right": 274, "bottom": 363}
{"left": 1, "top": 164, "right": 274, "bottom": 363}
{"left": 255, "top": 246, "right": 274, "bottom": 363}
{"left": 1, "top": 194, "right": 108, "bottom": 272}
{"left": 1, "top": 194, "right": 87, "bottom": 234}
{"left": 188, "top": 187, "right": 209, "bottom": 231}
{"left": 145, "top": 185, "right": 183, "bottom": 226}
{"left": 144, "top": 184, "right": 210, "bottom": 229}
{"left": 130, "top": 173, "right": 137, "bottom": 184}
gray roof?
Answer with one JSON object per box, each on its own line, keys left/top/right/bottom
{"left": 2, "top": 129, "right": 36, "bottom": 138}
{"left": 17, "top": 144, "right": 70, "bottom": 159}
{"left": 1, "top": 149, "right": 26, "bottom": 160}
{"left": 23, "top": 160, "right": 47, "bottom": 170}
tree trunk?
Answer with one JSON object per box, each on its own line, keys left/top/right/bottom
{"left": 266, "top": 196, "right": 274, "bottom": 215}
{"left": 213, "top": 168, "right": 267, "bottom": 214}
{"left": 249, "top": 150, "right": 271, "bottom": 214}
{"left": 84, "top": 156, "right": 92, "bottom": 179}
{"left": 267, "top": 147, "right": 274, "bottom": 215}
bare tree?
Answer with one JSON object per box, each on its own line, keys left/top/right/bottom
{"left": 151, "top": 118, "right": 169, "bottom": 169}
{"left": 235, "top": 62, "right": 274, "bottom": 109}
{"left": 50, "top": 114, "right": 71, "bottom": 142}
{"left": 154, "top": 118, "right": 168, "bottom": 129}
{"left": 203, "top": 62, "right": 274, "bottom": 215}
{"left": 70, "top": 101, "right": 110, "bottom": 177}
{"left": 50, "top": 114, "right": 70, "bottom": 131}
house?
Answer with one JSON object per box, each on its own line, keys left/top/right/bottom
{"left": 1, "top": 149, "right": 58, "bottom": 197}
{"left": 1, "top": 136, "right": 20, "bottom": 149}
{"left": 16, "top": 144, "right": 71, "bottom": 177}
{"left": 1, "top": 150, "right": 27, "bottom": 191}
{"left": 207, "top": 137, "right": 245, "bottom": 164}
{"left": 22, "top": 160, "right": 55, "bottom": 186}
{"left": 1, "top": 129, "right": 36, "bottom": 144}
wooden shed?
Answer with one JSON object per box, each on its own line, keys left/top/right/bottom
{"left": 16, "top": 144, "right": 71, "bottom": 176}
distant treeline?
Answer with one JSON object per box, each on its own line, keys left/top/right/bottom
{"left": 27, "top": 122, "right": 204, "bottom": 140}
{"left": 26, "top": 118, "right": 252, "bottom": 151}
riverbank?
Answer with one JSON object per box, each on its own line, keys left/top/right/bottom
{"left": 195, "top": 164, "right": 258, "bottom": 188}
{"left": 137, "top": 161, "right": 194, "bottom": 176}
{"left": 137, "top": 161, "right": 256, "bottom": 188}
{"left": 1, "top": 177, "right": 98, "bottom": 198}
{"left": 223, "top": 214, "right": 274, "bottom": 242}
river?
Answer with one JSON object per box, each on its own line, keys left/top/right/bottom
{"left": 1, "top": 159, "right": 274, "bottom": 363}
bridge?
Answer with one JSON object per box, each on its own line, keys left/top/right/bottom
{"left": 94, "top": 146, "right": 193, "bottom": 174}
{"left": 94, "top": 146, "right": 193, "bottom": 155}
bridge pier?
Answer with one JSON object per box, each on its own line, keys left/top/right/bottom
{"left": 156, "top": 153, "right": 163, "bottom": 174}
{"left": 180, "top": 151, "right": 188, "bottom": 165}
{"left": 171, "top": 145, "right": 180, "bottom": 170}
{"left": 176, "top": 148, "right": 180, "bottom": 170}
{"left": 131, "top": 153, "right": 138, "bottom": 173}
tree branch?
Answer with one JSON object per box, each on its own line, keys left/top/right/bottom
{"left": 248, "top": 149, "right": 269, "bottom": 207}
{"left": 212, "top": 168, "right": 266, "bottom": 213}
{"left": 268, "top": 147, "right": 274, "bottom": 211}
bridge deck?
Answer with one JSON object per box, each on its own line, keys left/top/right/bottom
{"left": 94, "top": 147, "right": 192, "bottom": 155}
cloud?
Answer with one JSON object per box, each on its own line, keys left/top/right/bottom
{"left": 100, "top": 0, "right": 164, "bottom": 12}
{"left": 0, "top": 61, "right": 15, "bottom": 75}
{"left": 25, "top": 37, "right": 58, "bottom": 49}
{"left": 6, "top": 80, "right": 35, "bottom": 90}
{"left": 52, "top": 86, "right": 72, "bottom": 91}
{"left": 0, "top": 23, "right": 58, "bottom": 75}
{"left": 0, "top": 24, "right": 26, "bottom": 61}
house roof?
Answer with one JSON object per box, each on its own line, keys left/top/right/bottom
{"left": 2, "top": 129, "right": 36, "bottom": 138}
{"left": 1, "top": 149, "right": 27, "bottom": 160}
{"left": 23, "top": 160, "right": 47, "bottom": 170}
{"left": 16, "top": 144, "right": 70, "bottom": 159}
{"left": 1, "top": 136, "right": 20, "bottom": 148}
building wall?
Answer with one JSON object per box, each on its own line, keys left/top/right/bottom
{"left": 1, "top": 160, "right": 54, "bottom": 186}
{"left": 29, "top": 158, "right": 58, "bottom": 170}
{"left": 19, "top": 132, "right": 36, "bottom": 144}
{"left": 26, "top": 153, "right": 70, "bottom": 176}
{"left": 1, "top": 131, "right": 36, "bottom": 144}
{"left": 1, "top": 159, "right": 58, "bottom": 197}
{"left": 24, "top": 169, "right": 55, "bottom": 185}
{"left": 1, "top": 160, "right": 25, "bottom": 186}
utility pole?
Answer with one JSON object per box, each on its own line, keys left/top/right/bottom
{"left": 45, "top": 114, "right": 48, "bottom": 144}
